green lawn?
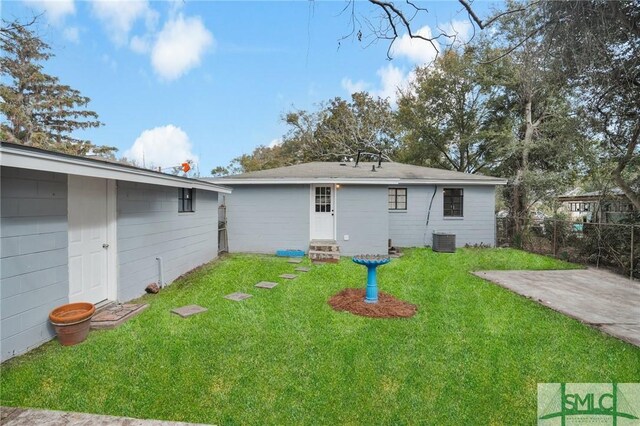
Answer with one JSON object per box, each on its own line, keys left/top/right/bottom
{"left": 1, "top": 249, "right": 639, "bottom": 424}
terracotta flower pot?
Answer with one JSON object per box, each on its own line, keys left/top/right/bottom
{"left": 49, "top": 302, "right": 96, "bottom": 346}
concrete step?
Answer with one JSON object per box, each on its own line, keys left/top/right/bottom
{"left": 308, "top": 250, "right": 340, "bottom": 263}
{"left": 309, "top": 240, "right": 340, "bottom": 252}
{"left": 310, "top": 245, "right": 340, "bottom": 252}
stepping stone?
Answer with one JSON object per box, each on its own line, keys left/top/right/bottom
{"left": 171, "top": 304, "right": 208, "bottom": 318}
{"left": 287, "top": 258, "right": 302, "bottom": 264}
{"left": 279, "top": 274, "right": 297, "bottom": 280}
{"left": 91, "top": 303, "right": 149, "bottom": 329}
{"left": 255, "top": 281, "right": 278, "bottom": 289}
{"left": 224, "top": 292, "right": 252, "bottom": 302}
{"left": 295, "top": 267, "right": 311, "bottom": 272}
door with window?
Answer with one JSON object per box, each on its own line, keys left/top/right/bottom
{"left": 311, "top": 185, "right": 335, "bottom": 240}
{"left": 68, "top": 176, "right": 109, "bottom": 304}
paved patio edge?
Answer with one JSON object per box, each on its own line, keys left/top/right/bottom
{"left": 0, "top": 406, "right": 213, "bottom": 425}
{"left": 471, "top": 268, "right": 640, "bottom": 348}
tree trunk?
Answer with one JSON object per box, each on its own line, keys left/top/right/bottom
{"left": 613, "top": 168, "right": 640, "bottom": 212}
{"left": 612, "top": 125, "right": 640, "bottom": 211}
{"left": 512, "top": 98, "right": 534, "bottom": 235}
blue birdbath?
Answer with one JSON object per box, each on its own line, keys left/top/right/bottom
{"left": 352, "top": 254, "right": 391, "bottom": 304}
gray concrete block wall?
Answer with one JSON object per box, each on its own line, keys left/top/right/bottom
{"left": 336, "top": 185, "right": 389, "bottom": 256}
{"left": 116, "top": 181, "right": 218, "bottom": 302}
{"left": 223, "top": 185, "right": 310, "bottom": 254}
{"left": 1, "top": 167, "right": 68, "bottom": 362}
{"left": 388, "top": 184, "right": 497, "bottom": 248}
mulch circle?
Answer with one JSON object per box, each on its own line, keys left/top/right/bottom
{"left": 328, "top": 288, "right": 417, "bottom": 318}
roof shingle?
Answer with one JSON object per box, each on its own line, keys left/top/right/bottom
{"left": 205, "top": 161, "right": 505, "bottom": 184}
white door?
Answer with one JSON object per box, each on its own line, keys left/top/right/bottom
{"left": 311, "top": 185, "right": 335, "bottom": 240}
{"left": 68, "top": 175, "right": 109, "bottom": 304}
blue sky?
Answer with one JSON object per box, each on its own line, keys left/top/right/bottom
{"left": 3, "top": 0, "right": 500, "bottom": 175}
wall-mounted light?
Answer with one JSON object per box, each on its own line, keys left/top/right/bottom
{"left": 336, "top": 184, "right": 341, "bottom": 189}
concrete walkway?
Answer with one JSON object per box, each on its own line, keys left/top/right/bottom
{"left": 472, "top": 268, "right": 640, "bottom": 347}
{"left": 0, "top": 407, "right": 211, "bottom": 425}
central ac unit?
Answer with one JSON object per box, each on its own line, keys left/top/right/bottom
{"left": 432, "top": 232, "right": 456, "bottom": 253}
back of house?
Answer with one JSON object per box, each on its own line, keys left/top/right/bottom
{"left": 205, "top": 161, "right": 506, "bottom": 257}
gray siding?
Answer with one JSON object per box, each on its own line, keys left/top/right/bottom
{"left": 223, "top": 185, "right": 310, "bottom": 254}
{"left": 336, "top": 185, "right": 389, "bottom": 256}
{"left": 1, "top": 167, "right": 68, "bottom": 362}
{"left": 388, "top": 185, "right": 496, "bottom": 247}
{"left": 117, "top": 182, "right": 218, "bottom": 302}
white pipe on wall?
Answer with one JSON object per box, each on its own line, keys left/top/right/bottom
{"left": 156, "top": 257, "right": 164, "bottom": 288}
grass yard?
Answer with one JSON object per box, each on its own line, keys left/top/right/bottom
{"left": 1, "top": 248, "right": 639, "bottom": 424}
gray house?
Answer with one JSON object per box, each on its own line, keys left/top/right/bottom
{"left": 1, "top": 142, "right": 231, "bottom": 361}
{"left": 207, "top": 162, "right": 506, "bottom": 258}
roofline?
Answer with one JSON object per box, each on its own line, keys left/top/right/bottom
{"left": 0, "top": 142, "right": 232, "bottom": 194}
{"left": 206, "top": 177, "right": 507, "bottom": 186}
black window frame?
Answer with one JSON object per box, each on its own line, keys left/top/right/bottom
{"left": 388, "top": 188, "right": 407, "bottom": 211}
{"left": 443, "top": 188, "right": 463, "bottom": 217}
{"left": 178, "top": 188, "right": 195, "bottom": 213}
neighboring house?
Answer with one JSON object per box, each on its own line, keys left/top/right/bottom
{"left": 205, "top": 162, "right": 506, "bottom": 258}
{"left": 0, "top": 142, "right": 231, "bottom": 361}
{"left": 558, "top": 188, "right": 636, "bottom": 223}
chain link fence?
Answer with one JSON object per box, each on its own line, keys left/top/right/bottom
{"left": 496, "top": 217, "right": 639, "bottom": 280}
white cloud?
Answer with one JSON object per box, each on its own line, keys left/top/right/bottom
{"left": 23, "top": 0, "right": 75, "bottom": 24}
{"left": 63, "top": 26, "right": 80, "bottom": 43}
{"left": 341, "top": 77, "right": 370, "bottom": 94}
{"left": 167, "top": 0, "right": 184, "bottom": 15}
{"left": 123, "top": 125, "right": 198, "bottom": 168}
{"left": 389, "top": 26, "right": 439, "bottom": 65}
{"left": 129, "top": 34, "right": 150, "bottom": 54}
{"left": 447, "top": 19, "right": 473, "bottom": 46}
{"left": 342, "top": 65, "right": 414, "bottom": 105}
{"left": 91, "top": 0, "right": 158, "bottom": 45}
{"left": 341, "top": 20, "right": 471, "bottom": 104}
{"left": 268, "top": 138, "right": 282, "bottom": 148}
{"left": 151, "top": 14, "right": 214, "bottom": 81}
{"left": 372, "top": 64, "right": 416, "bottom": 104}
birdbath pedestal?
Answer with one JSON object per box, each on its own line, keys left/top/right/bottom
{"left": 352, "top": 254, "right": 391, "bottom": 304}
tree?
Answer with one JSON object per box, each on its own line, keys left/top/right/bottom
{"left": 0, "top": 19, "right": 113, "bottom": 155}
{"left": 485, "top": 1, "right": 588, "bottom": 230}
{"left": 212, "top": 92, "right": 398, "bottom": 174}
{"left": 396, "top": 47, "right": 506, "bottom": 173}
{"left": 542, "top": 0, "right": 640, "bottom": 211}
{"left": 342, "top": 0, "right": 532, "bottom": 61}
{"left": 211, "top": 166, "right": 230, "bottom": 177}
{"left": 293, "top": 92, "right": 399, "bottom": 162}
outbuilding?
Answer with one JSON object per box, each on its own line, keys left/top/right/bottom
{"left": 206, "top": 161, "right": 506, "bottom": 258}
{"left": 1, "top": 142, "right": 231, "bottom": 361}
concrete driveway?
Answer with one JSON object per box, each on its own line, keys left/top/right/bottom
{"left": 472, "top": 268, "right": 640, "bottom": 347}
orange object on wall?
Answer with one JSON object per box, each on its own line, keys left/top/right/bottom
{"left": 181, "top": 162, "right": 191, "bottom": 173}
